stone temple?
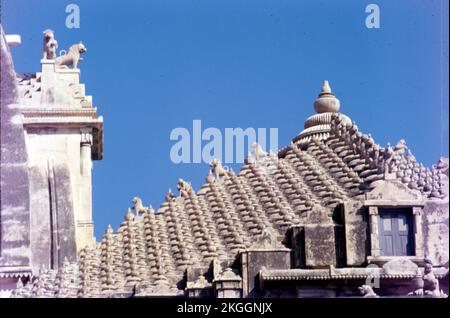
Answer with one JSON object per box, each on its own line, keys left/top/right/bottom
{"left": 1, "top": 27, "right": 448, "bottom": 298}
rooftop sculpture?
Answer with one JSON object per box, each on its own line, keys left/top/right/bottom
{"left": 55, "top": 42, "right": 87, "bottom": 69}
{"left": 42, "top": 29, "right": 57, "bottom": 59}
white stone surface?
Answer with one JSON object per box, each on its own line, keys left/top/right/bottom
{"left": 18, "top": 57, "right": 103, "bottom": 257}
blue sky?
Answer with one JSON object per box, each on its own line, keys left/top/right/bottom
{"left": 2, "top": 0, "right": 448, "bottom": 240}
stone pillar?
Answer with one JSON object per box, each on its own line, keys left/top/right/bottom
{"left": 369, "top": 207, "right": 380, "bottom": 257}
{"left": 412, "top": 207, "right": 424, "bottom": 258}
{"left": 77, "top": 129, "right": 95, "bottom": 250}
{"left": 80, "top": 131, "right": 92, "bottom": 177}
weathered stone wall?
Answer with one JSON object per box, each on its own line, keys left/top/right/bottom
{"left": 28, "top": 165, "right": 51, "bottom": 271}
{"left": 241, "top": 249, "right": 291, "bottom": 297}
{"left": 0, "top": 25, "right": 32, "bottom": 285}
{"left": 422, "top": 197, "right": 449, "bottom": 267}
{"left": 26, "top": 129, "right": 80, "bottom": 271}
{"left": 1, "top": 25, "right": 99, "bottom": 289}
{"left": 17, "top": 62, "right": 101, "bottom": 253}
{"left": 343, "top": 200, "right": 369, "bottom": 266}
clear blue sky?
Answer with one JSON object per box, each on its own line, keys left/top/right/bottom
{"left": 2, "top": 0, "right": 448, "bottom": 240}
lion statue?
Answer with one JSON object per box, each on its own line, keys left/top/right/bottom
{"left": 358, "top": 285, "right": 379, "bottom": 298}
{"left": 43, "top": 29, "right": 58, "bottom": 60}
{"left": 55, "top": 41, "right": 87, "bottom": 69}
{"left": 209, "top": 159, "right": 229, "bottom": 179}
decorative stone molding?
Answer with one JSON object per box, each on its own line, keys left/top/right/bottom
{"left": 259, "top": 266, "right": 448, "bottom": 282}
{"left": 80, "top": 128, "right": 93, "bottom": 145}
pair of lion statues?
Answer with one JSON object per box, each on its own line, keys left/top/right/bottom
{"left": 43, "top": 29, "right": 86, "bottom": 69}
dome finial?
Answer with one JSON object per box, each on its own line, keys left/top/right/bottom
{"left": 314, "top": 80, "right": 340, "bottom": 113}
{"left": 295, "top": 80, "right": 350, "bottom": 145}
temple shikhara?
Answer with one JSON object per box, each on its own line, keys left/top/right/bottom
{"left": 0, "top": 26, "right": 448, "bottom": 298}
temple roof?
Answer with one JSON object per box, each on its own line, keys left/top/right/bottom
{"left": 12, "top": 81, "right": 448, "bottom": 298}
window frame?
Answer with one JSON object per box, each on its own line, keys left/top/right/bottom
{"left": 366, "top": 204, "right": 424, "bottom": 265}
{"left": 377, "top": 208, "right": 414, "bottom": 256}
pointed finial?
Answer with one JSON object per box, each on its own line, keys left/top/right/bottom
{"left": 106, "top": 224, "right": 113, "bottom": 234}
{"left": 321, "top": 80, "right": 332, "bottom": 94}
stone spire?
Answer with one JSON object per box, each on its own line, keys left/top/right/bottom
{"left": 294, "top": 80, "right": 351, "bottom": 146}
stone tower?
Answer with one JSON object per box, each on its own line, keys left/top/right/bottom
{"left": 0, "top": 26, "right": 103, "bottom": 292}
{"left": 23, "top": 59, "right": 103, "bottom": 254}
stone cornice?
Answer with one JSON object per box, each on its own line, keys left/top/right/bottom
{"left": 21, "top": 108, "right": 98, "bottom": 118}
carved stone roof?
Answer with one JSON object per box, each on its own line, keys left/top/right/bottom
{"left": 12, "top": 82, "right": 448, "bottom": 298}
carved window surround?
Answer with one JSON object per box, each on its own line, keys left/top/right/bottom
{"left": 365, "top": 202, "right": 425, "bottom": 265}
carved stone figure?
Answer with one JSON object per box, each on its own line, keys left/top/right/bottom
{"left": 394, "top": 139, "right": 408, "bottom": 156}
{"left": 42, "top": 29, "right": 58, "bottom": 60}
{"left": 55, "top": 42, "right": 87, "bottom": 69}
{"left": 358, "top": 285, "right": 379, "bottom": 298}
{"left": 422, "top": 261, "right": 443, "bottom": 297}
{"left": 251, "top": 142, "right": 267, "bottom": 161}
{"left": 132, "top": 197, "right": 148, "bottom": 216}
{"left": 383, "top": 142, "right": 396, "bottom": 173}
{"left": 209, "top": 159, "right": 229, "bottom": 179}
{"left": 177, "top": 178, "right": 191, "bottom": 193}
{"left": 408, "top": 261, "right": 448, "bottom": 298}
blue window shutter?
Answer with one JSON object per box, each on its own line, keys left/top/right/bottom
{"left": 378, "top": 209, "right": 414, "bottom": 256}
